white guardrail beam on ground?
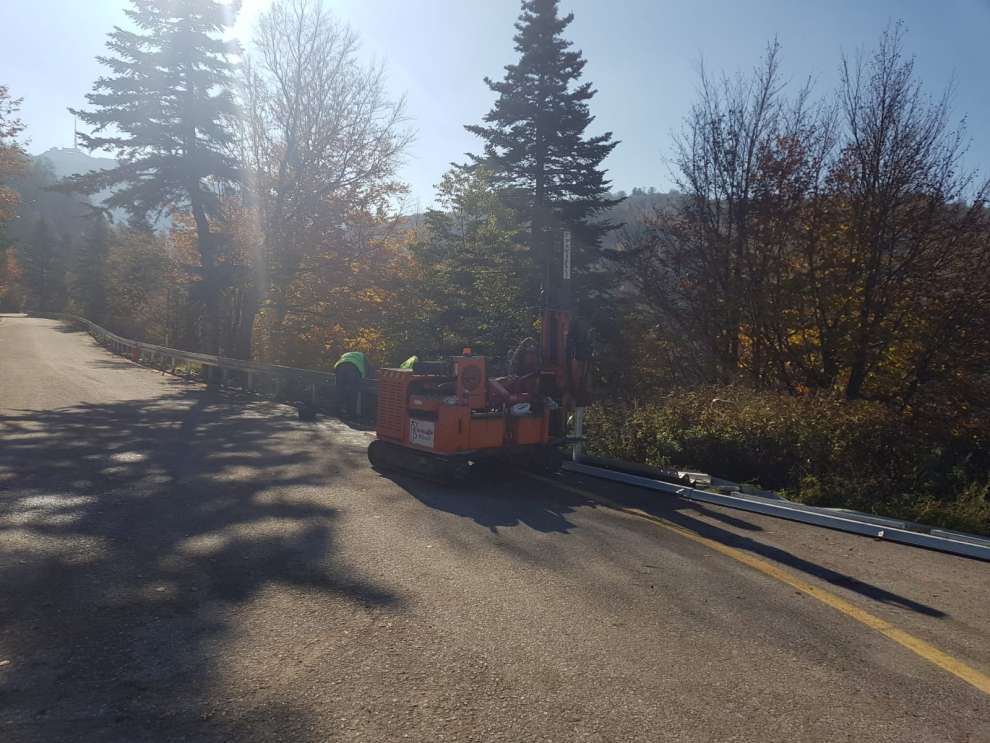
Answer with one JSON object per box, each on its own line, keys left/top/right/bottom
{"left": 563, "top": 458, "right": 990, "bottom": 562}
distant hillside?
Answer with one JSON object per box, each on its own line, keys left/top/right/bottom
{"left": 32, "top": 147, "right": 144, "bottom": 228}
{"left": 606, "top": 187, "right": 682, "bottom": 249}
{"left": 398, "top": 187, "right": 682, "bottom": 247}
{"left": 34, "top": 147, "right": 117, "bottom": 179}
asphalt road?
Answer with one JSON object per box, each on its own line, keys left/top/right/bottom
{"left": 1, "top": 315, "right": 988, "bottom": 743}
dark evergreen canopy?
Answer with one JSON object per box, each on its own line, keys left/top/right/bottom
{"left": 67, "top": 0, "right": 239, "bottom": 227}
{"left": 67, "top": 0, "right": 240, "bottom": 351}
{"left": 466, "top": 0, "right": 620, "bottom": 251}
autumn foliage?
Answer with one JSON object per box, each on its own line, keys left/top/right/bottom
{"left": 0, "top": 85, "right": 27, "bottom": 308}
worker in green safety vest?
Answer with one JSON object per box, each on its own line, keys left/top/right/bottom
{"left": 334, "top": 351, "right": 368, "bottom": 418}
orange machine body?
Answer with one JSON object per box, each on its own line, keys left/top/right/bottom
{"left": 375, "top": 358, "right": 551, "bottom": 458}
{"left": 369, "top": 228, "right": 592, "bottom": 479}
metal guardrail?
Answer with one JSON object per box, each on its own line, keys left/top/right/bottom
{"left": 52, "top": 314, "right": 376, "bottom": 414}
{"left": 563, "top": 458, "right": 990, "bottom": 562}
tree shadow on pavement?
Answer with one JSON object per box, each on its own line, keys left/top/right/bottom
{"left": 85, "top": 358, "right": 149, "bottom": 370}
{"left": 563, "top": 474, "right": 948, "bottom": 619}
{"left": 0, "top": 390, "right": 395, "bottom": 743}
{"left": 373, "top": 465, "right": 579, "bottom": 535}
{"left": 50, "top": 320, "right": 89, "bottom": 334}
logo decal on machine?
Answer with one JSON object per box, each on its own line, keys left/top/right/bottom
{"left": 409, "top": 418, "right": 436, "bottom": 449}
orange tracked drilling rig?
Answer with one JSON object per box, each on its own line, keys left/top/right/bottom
{"left": 367, "top": 229, "right": 592, "bottom": 482}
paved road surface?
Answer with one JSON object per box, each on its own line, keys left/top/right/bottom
{"left": 1, "top": 316, "right": 988, "bottom": 742}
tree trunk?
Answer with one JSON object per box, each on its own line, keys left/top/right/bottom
{"left": 191, "top": 199, "right": 220, "bottom": 355}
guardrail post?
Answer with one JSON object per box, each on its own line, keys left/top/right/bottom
{"left": 572, "top": 407, "right": 585, "bottom": 462}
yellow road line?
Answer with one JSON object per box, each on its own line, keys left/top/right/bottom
{"left": 525, "top": 472, "right": 990, "bottom": 697}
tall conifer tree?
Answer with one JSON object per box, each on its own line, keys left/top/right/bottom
{"left": 68, "top": 0, "right": 239, "bottom": 351}
{"left": 72, "top": 214, "right": 111, "bottom": 323}
{"left": 18, "top": 217, "right": 67, "bottom": 313}
{"left": 466, "top": 0, "right": 620, "bottom": 300}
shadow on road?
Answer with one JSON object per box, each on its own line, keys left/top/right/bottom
{"left": 563, "top": 473, "right": 948, "bottom": 619}
{"left": 50, "top": 320, "right": 88, "bottom": 334}
{"left": 374, "top": 464, "right": 580, "bottom": 535}
{"left": 0, "top": 390, "right": 395, "bottom": 742}
{"left": 373, "top": 463, "right": 945, "bottom": 621}
{"left": 85, "top": 358, "right": 147, "bottom": 370}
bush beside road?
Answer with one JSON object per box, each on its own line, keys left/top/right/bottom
{"left": 586, "top": 387, "right": 990, "bottom": 536}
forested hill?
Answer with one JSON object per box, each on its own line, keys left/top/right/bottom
{"left": 31, "top": 148, "right": 149, "bottom": 228}
{"left": 604, "top": 187, "right": 681, "bottom": 248}
{"left": 403, "top": 186, "right": 682, "bottom": 248}
{"left": 35, "top": 147, "right": 116, "bottom": 179}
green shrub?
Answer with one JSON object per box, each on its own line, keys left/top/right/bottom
{"left": 911, "top": 481, "right": 990, "bottom": 534}
{"left": 585, "top": 387, "right": 990, "bottom": 536}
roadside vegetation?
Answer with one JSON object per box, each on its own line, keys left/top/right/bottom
{"left": 587, "top": 389, "right": 990, "bottom": 535}
{"left": 0, "top": 1, "right": 987, "bottom": 532}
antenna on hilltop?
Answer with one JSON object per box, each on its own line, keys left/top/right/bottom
{"left": 73, "top": 116, "right": 79, "bottom": 150}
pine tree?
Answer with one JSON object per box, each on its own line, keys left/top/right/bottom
{"left": 71, "top": 214, "right": 111, "bottom": 323}
{"left": 68, "top": 0, "right": 239, "bottom": 350}
{"left": 466, "top": 0, "right": 620, "bottom": 300}
{"left": 18, "top": 217, "right": 67, "bottom": 313}
{"left": 410, "top": 168, "right": 539, "bottom": 357}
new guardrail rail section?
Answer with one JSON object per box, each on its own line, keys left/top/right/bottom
{"left": 563, "top": 458, "right": 990, "bottom": 562}
{"left": 49, "top": 314, "right": 989, "bottom": 561}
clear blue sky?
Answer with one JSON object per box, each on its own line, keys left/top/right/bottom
{"left": 5, "top": 0, "right": 989, "bottom": 207}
